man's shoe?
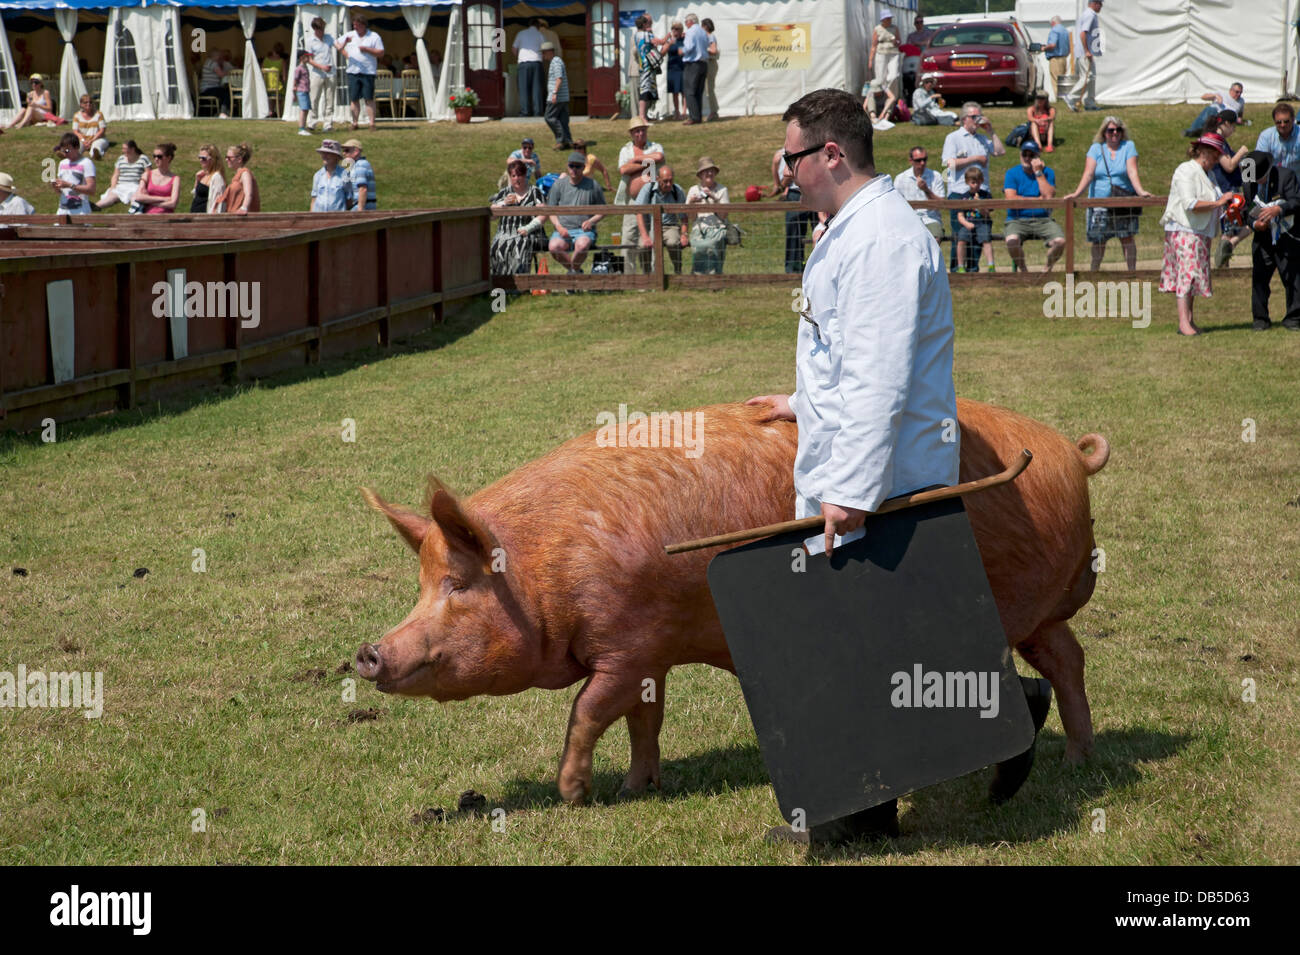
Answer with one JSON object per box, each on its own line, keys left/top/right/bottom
{"left": 989, "top": 677, "right": 1052, "bottom": 805}
{"left": 1253, "top": 319, "right": 1273, "bottom": 330}
{"left": 1084, "top": 104, "right": 1102, "bottom": 111}
{"left": 1062, "top": 95, "right": 1077, "bottom": 112}
{"left": 1283, "top": 321, "right": 1300, "bottom": 331}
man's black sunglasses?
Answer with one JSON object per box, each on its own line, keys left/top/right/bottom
{"left": 783, "top": 142, "right": 826, "bottom": 173}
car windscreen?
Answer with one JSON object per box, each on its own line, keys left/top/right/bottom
{"left": 930, "top": 27, "right": 1016, "bottom": 47}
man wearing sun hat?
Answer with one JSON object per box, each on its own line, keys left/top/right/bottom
{"left": 310, "top": 139, "right": 350, "bottom": 212}
{"left": 341, "top": 138, "right": 376, "bottom": 210}
{"left": 0, "top": 173, "right": 35, "bottom": 215}
{"left": 617, "top": 116, "right": 665, "bottom": 272}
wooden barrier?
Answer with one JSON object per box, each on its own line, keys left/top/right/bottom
{"left": 0, "top": 211, "right": 491, "bottom": 432}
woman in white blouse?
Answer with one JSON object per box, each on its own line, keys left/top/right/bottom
{"left": 1158, "top": 138, "right": 1234, "bottom": 336}
{"left": 686, "top": 156, "right": 730, "bottom": 273}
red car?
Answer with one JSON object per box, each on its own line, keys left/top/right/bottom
{"left": 919, "top": 19, "right": 1043, "bottom": 106}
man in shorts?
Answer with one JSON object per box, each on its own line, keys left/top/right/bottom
{"left": 336, "top": 13, "right": 384, "bottom": 132}
{"left": 1003, "top": 141, "right": 1066, "bottom": 272}
{"left": 546, "top": 150, "right": 607, "bottom": 274}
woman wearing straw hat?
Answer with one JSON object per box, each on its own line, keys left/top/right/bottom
{"left": 1158, "top": 137, "right": 1234, "bottom": 335}
{"left": 0, "top": 173, "right": 35, "bottom": 215}
{"left": 310, "top": 139, "right": 350, "bottom": 212}
{"left": 686, "top": 156, "right": 730, "bottom": 273}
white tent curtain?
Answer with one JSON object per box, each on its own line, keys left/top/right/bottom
{"left": 431, "top": 1, "right": 463, "bottom": 121}
{"left": 56, "top": 9, "right": 88, "bottom": 120}
{"left": 154, "top": 7, "right": 194, "bottom": 119}
{"left": 0, "top": 16, "right": 21, "bottom": 125}
{"left": 238, "top": 6, "right": 271, "bottom": 118}
{"left": 100, "top": 9, "right": 161, "bottom": 122}
{"left": 402, "top": 4, "right": 438, "bottom": 119}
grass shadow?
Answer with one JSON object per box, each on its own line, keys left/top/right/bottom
{"left": 0, "top": 298, "right": 495, "bottom": 448}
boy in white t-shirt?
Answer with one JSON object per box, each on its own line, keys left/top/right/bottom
{"left": 49, "top": 133, "right": 96, "bottom": 214}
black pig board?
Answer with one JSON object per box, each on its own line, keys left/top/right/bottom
{"left": 706, "top": 496, "right": 1034, "bottom": 828}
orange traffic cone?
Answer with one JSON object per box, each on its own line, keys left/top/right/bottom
{"left": 532, "top": 255, "right": 549, "bottom": 295}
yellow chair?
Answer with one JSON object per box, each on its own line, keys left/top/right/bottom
{"left": 400, "top": 69, "right": 421, "bottom": 117}
{"left": 193, "top": 72, "right": 220, "bottom": 117}
{"left": 373, "top": 69, "right": 395, "bottom": 118}
{"left": 261, "top": 66, "right": 282, "bottom": 115}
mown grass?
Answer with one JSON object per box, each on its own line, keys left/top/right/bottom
{"left": 2, "top": 271, "right": 1297, "bottom": 864}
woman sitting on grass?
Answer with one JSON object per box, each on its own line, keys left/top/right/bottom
{"left": 133, "top": 142, "right": 180, "bottom": 214}
{"left": 1027, "top": 93, "right": 1055, "bottom": 153}
{"left": 96, "top": 141, "right": 151, "bottom": 212}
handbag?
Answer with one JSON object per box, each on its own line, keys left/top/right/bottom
{"left": 725, "top": 221, "right": 743, "bottom": 246}
{"left": 1100, "top": 148, "right": 1141, "bottom": 218}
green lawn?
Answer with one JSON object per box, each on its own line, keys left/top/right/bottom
{"left": 2, "top": 273, "right": 1297, "bottom": 864}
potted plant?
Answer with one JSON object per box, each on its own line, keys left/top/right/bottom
{"left": 614, "top": 88, "right": 632, "bottom": 120}
{"left": 449, "top": 86, "right": 479, "bottom": 123}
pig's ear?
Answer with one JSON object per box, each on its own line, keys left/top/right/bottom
{"left": 428, "top": 487, "right": 497, "bottom": 564}
{"left": 360, "top": 487, "right": 432, "bottom": 554}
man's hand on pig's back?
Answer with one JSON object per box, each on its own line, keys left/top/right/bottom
{"left": 745, "top": 394, "right": 796, "bottom": 422}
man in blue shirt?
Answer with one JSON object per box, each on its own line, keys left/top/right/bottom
{"left": 1003, "top": 141, "right": 1066, "bottom": 272}
{"left": 341, "top": 138, "right": 377, "bottom": 210}
{"left": 681, "top": 14, "right": 709, "bottom": 125}
{"left": 1045, "top": 16, "right": 1070, "bottom": 100}
{"left": 310, "top": 139, "right": 350, "bottom": 212}
{"left": 1255, "top": 102, "right": 1300, "bottom": 175}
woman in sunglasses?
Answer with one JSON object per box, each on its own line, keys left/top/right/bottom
{"left": 132, "top": 143, "right": 180, "bottom": 214}
{"left": 191, "top": 144, "right": 226, "bottom": 214}
{"left": 8, "top": 74, "right": 66, "bottom": 129}
{"left": 1064, "top": 116, "right": 1153, "bottom": 271}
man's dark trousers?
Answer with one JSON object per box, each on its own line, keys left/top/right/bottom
{"left": 783, "top": 191, "right": 816, "bottom": 273}
{"left": 1252, "top": 232, "right": 1300, "bottom": 328}
{"left": 544, "top": 101, "right": 571, "bottom": 146}
{"left": 683, "top": 61, "right": 706, "bottom": 122}
{"left": 518, "top": 62, "right": 543, "bottom": 116}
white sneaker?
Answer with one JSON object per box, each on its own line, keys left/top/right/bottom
{"left": 297, "top": 128, "right": 310, "bottom": 136}
{"left": 323, "top": 123, "right": 334, "bottom": 132}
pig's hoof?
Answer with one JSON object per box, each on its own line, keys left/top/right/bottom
{"left": 558, "top": 776, "right": 590, "bottom": 805}
{"left": 1064, "top": 741, "right": 1093, "bottom": 765}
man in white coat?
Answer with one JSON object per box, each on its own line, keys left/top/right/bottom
{"left": 746, "top": 87, "right": 960, "bottom": 844}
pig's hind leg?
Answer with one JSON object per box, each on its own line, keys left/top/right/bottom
{"left": 620, "top": 667, "right": 668, "bottom": 797}
{"left": 558, "top": 668, "right": 660, "bottom": 804}
{"left": 1015, "top": 620, "right": 1095, "bottom": 764}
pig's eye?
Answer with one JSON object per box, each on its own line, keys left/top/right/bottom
{"left": 440, "top": 575, "right": 467, "bottom": 596}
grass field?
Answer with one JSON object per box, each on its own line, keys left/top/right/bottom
{"left": 2, "top": 267, "right": 1298, "bottom": 864}
{"left": 0, "top": 102, "right": 1265, "bottom": 271}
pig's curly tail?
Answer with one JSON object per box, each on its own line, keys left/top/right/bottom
{"left": 1075, "top": 433, "right": 1110, "bottom": 475}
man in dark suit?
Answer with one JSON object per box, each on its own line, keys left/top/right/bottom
{"left": 1243, "top": 150, "right": 1300, "bottom": 330}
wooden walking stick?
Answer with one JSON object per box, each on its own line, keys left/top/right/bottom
{"left": 665, "top": 449, "right": 1033, "bottom": 555}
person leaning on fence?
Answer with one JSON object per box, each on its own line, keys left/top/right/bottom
{"left": 1003, "top": 141, "right": 1066, "bottom": 273}
{"left": 769, "top": 146, "right": 816, "bottom": 273}
{"left": 1184, "top": 83, "right": 1246, "bottom": 138}
{"left": 490, "top": 158, "right": 548, "bottom": 276}
{"left": 72, "top": 94, "right": 108, "bottom": 160}
{"left": 0, "top": 172, "right": 35, "bottom": 215}
{"left": 542, "top": 42, "right": 574, "bottom": 151}
{"left": 634, "top": 164, "right": 689, "bottom": 275}
{"left": 1241, "top": 150, "right": 1300, "bottom": 332}
{"left": 189, "top": 143, "right": 225, "bottom": 214}
{"left": 342, "top": 139, "right": 376, "bottom": 210}
{"left": 547, "top": 150, "right": 606, "bottom": 274}
{"left": 686, "top": 156, "right": 729, "bottom": 273}
{"left": 50, "top": 133, "right": 95, "bottom": 214}
{"left": 1158, "top": 138, "right": 1234, "bottom": 336}
{"left": 1255, "top": 102, "right": 1300, "bottom": 175}
{"left": 305, "top": 17, "right": 335, "bottom": 133}
{"left": 1064, "top": 115, "right": 1154, "bottom": 271}
{"left": 894, "top": 145, "right": 946, "bottom": 243}
{"left": 942, "top": 104, "right": 1005, "bottom": 270}
{"left": 616, "top": 117, "right": 665, "bottom": 274}
{"left": 951, "top": 167, "right": 995, "bottom": 272}
{"left": 219, "top": 142, "right": 260, "bottom": 215}
{"left": 911, "top": 75, "right": 955, "bottom": 126}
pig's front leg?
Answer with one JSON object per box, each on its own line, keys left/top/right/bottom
{"left": 620, "top": 666, "right": 667, "bottom": 796}
{"left": 557, "top": 670, "right": 644, "bottom": 804}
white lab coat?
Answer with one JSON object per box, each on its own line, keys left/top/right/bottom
{"left": 790, "top": 174, "right": 959, "bottom": 554}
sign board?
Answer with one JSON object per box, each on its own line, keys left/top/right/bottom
{"left": 706, "top": 496, "right": 1034, "bottom": 828}
{"left": 737, "top": 22, "right": 812, "bottom": 72}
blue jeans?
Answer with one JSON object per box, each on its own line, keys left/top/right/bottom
{"left": 782, "top": 192, "right": 816, "bottom": 273}
{"left": 1186, "top": 103, "right": 1219, "bottom": 135}
{"left": 518, "top": 61, "right": 543, "bottom": 116}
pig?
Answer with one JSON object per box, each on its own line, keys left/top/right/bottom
{"left": 357, "top": 398, "right": 1109, "bottom": 805}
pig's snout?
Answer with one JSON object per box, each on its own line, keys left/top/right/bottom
{"left": 356, "top": 643, "right": 383, "bottom": 681}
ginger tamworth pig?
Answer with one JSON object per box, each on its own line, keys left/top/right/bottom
{"left": 357, "top": 399, "right": 1109, "bottom": 804}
